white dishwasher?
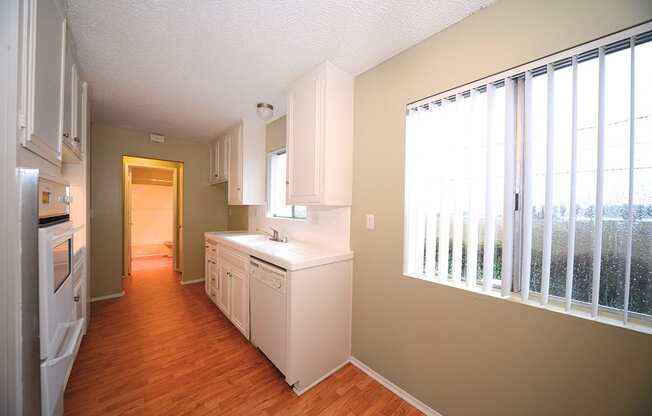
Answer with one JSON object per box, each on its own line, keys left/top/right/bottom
{"left": 250, "top": 258, "right": 287, "bottom": 376}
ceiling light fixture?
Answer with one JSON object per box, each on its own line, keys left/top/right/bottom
{"left": 256, "top": 102, "right": 274, "bottom": 121}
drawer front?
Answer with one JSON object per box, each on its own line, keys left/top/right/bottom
{"left": 220, "top": 246, "right": 248, "bottom": 273}
{"left": 206, "top": 240, "right": 218, "bottom": 260}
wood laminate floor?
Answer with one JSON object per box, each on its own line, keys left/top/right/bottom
{"left": 64, "top": 257, "right": 423, "bottom": 415}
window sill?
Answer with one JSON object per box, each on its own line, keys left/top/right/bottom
{"left": 403, "top": 272, "right": 652, "bottom": 336}
{"left": 265, "top": 215, "right": 307, "bottom": 222}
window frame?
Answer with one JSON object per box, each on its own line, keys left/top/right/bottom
{"left": 403, "top": 22, "right": 652, "bottom": 334}
{"left": 266, "top": 148, "right": 307, "bottom": 220}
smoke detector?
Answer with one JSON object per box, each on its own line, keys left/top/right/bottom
{"left": 150, "top": 133, "right": 165, "bottom": 143}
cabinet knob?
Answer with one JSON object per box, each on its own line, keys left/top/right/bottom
{"left": 286, "top": 181, "right": 289, "bottom": 185}
{"left": 63, "top": 132, "right": 70, "bottom": 138}
{"left": 74, "top": 295, "right": 80, "bottom": 302}
{"left": 74, "top": 136, "right": 80, "bottom": 143}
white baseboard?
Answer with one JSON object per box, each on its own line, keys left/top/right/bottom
{"left": 90, "top": 291, "right": 125, "bottom": 302}
{"left": 292, "top": 359, "right": 350, "bottom": 396}
{"left": 349, "top": 357, "right": 443, "bottom": 416}
{"left": 180, "top": 278, "right": 204, "bottom": 285}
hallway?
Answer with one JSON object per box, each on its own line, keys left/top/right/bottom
{"left": 64, "top": 257, "right": 422, "bottom": 415}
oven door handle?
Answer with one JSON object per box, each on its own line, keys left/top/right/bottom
{"left": 42, "top": 318, "right": 84, "bottom": 367}
{"left": 50, "top": 229, "right": 75, "bottom": 244}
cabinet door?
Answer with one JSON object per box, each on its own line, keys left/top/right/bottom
{"left": 209, "top": 143, "right": 216, "bottom": 184}
{"left": 81, "top": 273, "right": 88, "bottom": 334}
{"left": 227, "top": 127, "right": 243, "bottom": 204}
{"left": 22, "top": 0, "right": 65, "bottom": 165}
{"left": 218, "top": 136, "right": 230, "bottom": 182}
{"left": 74, "top": 72, "right": 83, "bottom": 153}
{"left": 204, "top": 243, "right": 211, "bottom": 295}
{"left": 209, "top": 259, "right": 219, "bottom": 303}
{"left": 229, "top": 267, "right": 249, "bottom": 338}
{"left": 80, "top": 82, "right": 88, "bottom": 155}
{"left": 217, "top": 264, "right": 231, "bottom": 316}
{"left": 286, "top": 70, "right": 325, "bottom": 204}
{"left": 205, "top": 257, "right": 211, "bottom": 295}
{"left": 211, "top": 140, "right": 221, "bottom": 184}
{"left": 62, "top": 31, "right": 75, "bottom": 150}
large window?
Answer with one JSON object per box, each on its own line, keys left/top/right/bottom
{"left": 267, "top": 149, "right": 307, "bottom": 219}
{"left": 404, "top": 25, "right": 652, "bottom": 332}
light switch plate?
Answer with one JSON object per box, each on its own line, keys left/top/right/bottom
{"left": 366, "top": 214, "right": 375, "bottom": 230}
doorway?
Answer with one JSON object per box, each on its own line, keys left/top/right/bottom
{"left": 122, "top": 156, "right": 184, "bottom": 277}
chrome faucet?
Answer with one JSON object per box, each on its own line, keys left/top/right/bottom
{"left": 260, "top": 227, "right": 287, "bottom": 242}
{"left": 268, "top": 228, "right": 287, "bottom": 242}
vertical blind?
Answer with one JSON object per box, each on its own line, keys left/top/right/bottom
{"left": 404, "top": 24, "right": 652, "bottom": 331}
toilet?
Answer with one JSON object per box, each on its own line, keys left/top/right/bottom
{"left": 163, "top": 241, "right": 173, "bottom": 257}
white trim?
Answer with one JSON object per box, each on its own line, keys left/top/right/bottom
{"left": 482, "top": 83, "right": 496, "bottom": 292}
{"left": 540, "top": 63, "right": 555, "bottom": 306}
{"left": 405, "top": 272, "right": 652, "bottom": 335}
{"left": 623, "top": 36, "right": 636, "bottom": 325}
{"left": 409, "top": 22, "right": 652, "bottom": 108}
{"left": 349, "top": 357, "right": 443, "bottom": 416}
{"left": 292, "top": 359, "right": 350, "bottom": 396}
{"left": 500, "top": 78, "right": 516, "bottom": 297}
{"left": 2, "top": 0, "right": 21, "bottom": 412}
{"left": 565, "top": 55, "right": 579, "bottom": 312}
{"left": 520, "top": 71, "right": 534, "bottom": 302}
{"left": 180, "top": 278, "right": 205, "bottom": 285}
{"left": 591, "top": 47, "right": 606, "bottom": 318}
{"left": 90, "top": 291, "right": 125, "bottom": 302}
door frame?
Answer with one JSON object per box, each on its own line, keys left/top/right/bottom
{"left": 1, "top": 0, "right": 23, "bottom": 413}
{"left": 122, "top": 156, "right": 184, "bottom": 276}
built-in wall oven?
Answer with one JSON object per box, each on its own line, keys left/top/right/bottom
{"left": 37, "top": 177, "right": 84, "bottom": 416}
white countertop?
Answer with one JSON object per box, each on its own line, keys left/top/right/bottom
{"left": 204, "top": 231, "right": 353, "bottom": 271}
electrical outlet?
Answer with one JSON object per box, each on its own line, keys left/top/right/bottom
{"left": 366, "top": 214, "right": 375, "bottom": 230}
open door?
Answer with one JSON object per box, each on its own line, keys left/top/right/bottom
{"left": 172, "top": 168, "right": 183, "bottom": 272}
{"left": 122, "top": 156, "right": 184, "bottom": 278}
{"left": 123, "top": 166, "right": 133, "bottom": 276}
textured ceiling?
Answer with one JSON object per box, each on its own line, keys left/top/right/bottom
{"left": 66, "top": 0, "right": 493, "bottom": 141}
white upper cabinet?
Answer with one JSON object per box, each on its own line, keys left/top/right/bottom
{"left": 209, "top": 135, "right": 229, "bottom": 184}
{"left": 61, "top": 29, "right": 74, "bottom": 150}
{"left": 19, "top": 0, "right": 87, "bottom": 166}
{"left": 286, "top": 61, "right": 353, "bottom": 206}
{"left": 74, "top": 65, "right": 84, "bottom": 151}
{"left": 62, "top": 29, "right": 82, "bottom": 162}
{"left": 226, "top": 117, "right": 266, "bottom": 206}
{"left": 20, "top": 0, "right": 66, "bottom": 166}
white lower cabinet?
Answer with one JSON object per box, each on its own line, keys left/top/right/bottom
{"left": 217, "top": 263, "right": 231, "bottom": 317}
{"left": 205, "top": 240, "right": 218, "bottom": 303}
{"left": 205, "top": 238, "right": 249, "bottom": 339}
{"left": 228, "top": 265, "right": 249, "bottom": 339}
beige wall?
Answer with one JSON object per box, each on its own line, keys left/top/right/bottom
{"left": 227, "top": 205, "right": 249, "bottom": 231}
{"left": 91, "top": 123, "right": 228, "bottom": 296}
{"left": 266, "top": 116, "right": 286, "bottom": 152}
{"left": 352, "top": 1, "right": 652, "bottom": 415}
